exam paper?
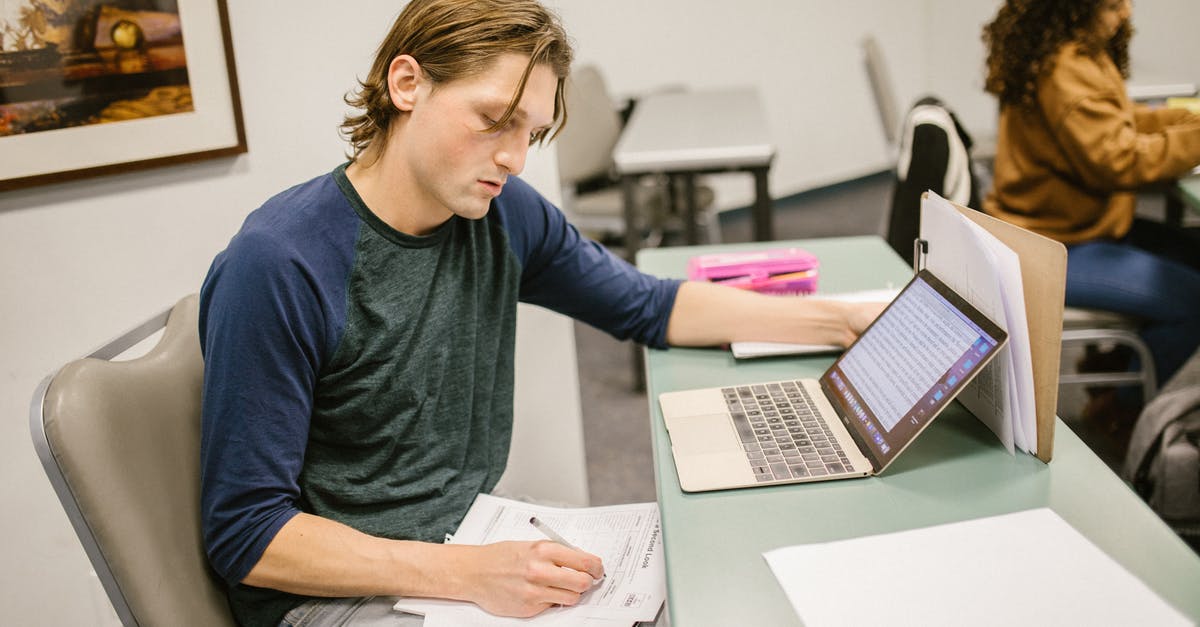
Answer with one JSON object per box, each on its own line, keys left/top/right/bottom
{"left": 393, "top": 494, "right": 665, "bottom": 626}
{"left": 762, "top": 508, "right": 1189, "bottom": 627}
{"left": 730, "top": 288, "right": 901, "bottom": 359}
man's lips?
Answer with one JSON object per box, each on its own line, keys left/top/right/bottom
{"left": 479, "top": 179, "right": 505, "bottom": 196}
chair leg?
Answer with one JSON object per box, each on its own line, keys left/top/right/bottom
{"left": 1059, "top": 329, "right": 1157, "bottom": 401}
{"left": 621, "top": 175, "right": 641, "bottom": 263}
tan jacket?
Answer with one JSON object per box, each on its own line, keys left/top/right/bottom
{"left": 984, "top": 42, "right": 1200, "bottom": 244}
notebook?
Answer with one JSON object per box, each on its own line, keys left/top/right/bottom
{"left": 658, "top": 269, "right": 1007, "bottom": 492}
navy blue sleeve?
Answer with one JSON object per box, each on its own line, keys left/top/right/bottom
{"left": 494, "top": 177, "right": 682, "bottom": 348}
{"left": 198, "top": 181, "right": 356, "bottom": 586}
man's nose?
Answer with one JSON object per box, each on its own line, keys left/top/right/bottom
{"left": 495, "top": 134, "right": 529, "bottom": 175}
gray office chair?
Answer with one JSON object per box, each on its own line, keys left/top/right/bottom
{"left": 556, "top": 65, "right": 715, "bottom": 248}
{"left": 1060, "top": 308, "right": 1157, "bottom": 400}
{"left": 30, "top": 294, "right": 236, "bottom": 626}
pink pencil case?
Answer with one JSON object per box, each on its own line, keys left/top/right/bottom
{"left": 686, "top": 248, "right": 819, "bottom": 295}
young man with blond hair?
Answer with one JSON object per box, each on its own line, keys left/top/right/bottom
{"left": 199, "top": 1, "right": 881, "bottom": 625}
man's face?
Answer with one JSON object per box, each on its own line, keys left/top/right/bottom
{"left": 400, "top": 54, "right": 557, "bottom": 224}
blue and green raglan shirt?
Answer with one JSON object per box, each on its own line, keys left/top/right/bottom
{"left": 199, "top": 164, "right": 681, "bottom": 626}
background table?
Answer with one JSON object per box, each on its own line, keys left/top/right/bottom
{"left": 614, "top": 88, "right": 775, "bottom": 258}
{"left": 637, "top": 236, "right": 1200, "bottom": 627}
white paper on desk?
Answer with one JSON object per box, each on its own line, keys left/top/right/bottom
{"left": 393, "top": 494, "right": 664, "bottom": 625}
{"left": 920, "top": 192, "right": 1041, "bottom": 454}
{"left": 730, "top": 288, "right": 902, "bottom": 359}
{"left": 762, "top": 508, "right": 1190, "bottom": 627}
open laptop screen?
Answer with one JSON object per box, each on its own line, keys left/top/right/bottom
{"left": 819, "top": 270, "right": 1007, "bottom": 470}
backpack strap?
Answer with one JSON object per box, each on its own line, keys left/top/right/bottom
{"left": 896, "top": 103, "right": 972, "bottom": 206}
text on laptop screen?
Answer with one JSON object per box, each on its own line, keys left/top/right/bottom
{"left": 820, "top": 273, "right": 1003, "bottom": 467}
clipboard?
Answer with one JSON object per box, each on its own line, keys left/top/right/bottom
{"left": 916, "top": 193, "right": 1066, "bottom": 463}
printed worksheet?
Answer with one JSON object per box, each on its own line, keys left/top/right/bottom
{"left": 393, "top": 494, "right": 665, "bottom": 626}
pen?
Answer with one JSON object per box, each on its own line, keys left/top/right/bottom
{"left": 529, "top": 516, "right": 605, "bottom": 584}
{"left": 529, "top": 516, "right": 582, "bottom": 551}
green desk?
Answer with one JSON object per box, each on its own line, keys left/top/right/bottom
{"left": 637, "top": 236, "right": 1200, "bottom": 627}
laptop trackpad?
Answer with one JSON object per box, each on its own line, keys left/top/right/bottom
{"left": 667, "top": 413, "right": 742, "bottom": 455}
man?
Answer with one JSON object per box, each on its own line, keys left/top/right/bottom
{"left": 199, "top": 1, "right": 881, "bottom": 625}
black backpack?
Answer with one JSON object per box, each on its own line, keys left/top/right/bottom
{"left": 887, "top": 96, "right": 982, "bottom": 262}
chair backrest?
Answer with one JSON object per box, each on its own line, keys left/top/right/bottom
{"left": 30, "top": 294, "right": 235, "bottom": 626}
{"left": 887, "top": 96, "right": 981, "bottom": 261}
{"left": 862, "top": 35, "right": 901, "bottom": 147}
{"left": 555, "top": 64, "right": 624, "bottom": 185}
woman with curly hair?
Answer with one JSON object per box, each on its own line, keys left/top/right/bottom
{"left": 982, "top": 0, "right": 1200, "bottom": 385}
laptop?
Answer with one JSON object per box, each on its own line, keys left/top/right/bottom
{"left": 658, "top": 269, "right": 1007, "bottom": 492}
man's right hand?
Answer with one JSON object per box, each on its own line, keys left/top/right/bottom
{"left": 240, "top": 515, "right": 604, "bottom": 616}
{"left": 451, "top": 540, "right": 605, "bottom": 617}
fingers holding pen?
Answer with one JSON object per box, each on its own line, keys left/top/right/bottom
{"left": 528, "top": 515, "right": 606, "bottom": 582}
{"left": 456, "top": 540, "right": 603, "bottom": 617}
{"left": 529, "top": 539, "right": 604, "bottom": 594}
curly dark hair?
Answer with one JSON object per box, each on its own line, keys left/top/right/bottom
{"left": 983, "top": 0, "right": 1131, "bottom": 108}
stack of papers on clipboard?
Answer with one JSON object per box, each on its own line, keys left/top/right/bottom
{"left": 393, "top": 494, "right": 665, "bottom": 626}
{"left": 918, "top": 191, "right": 1070, "bottom": 460}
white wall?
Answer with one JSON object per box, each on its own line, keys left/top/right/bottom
{"left": 553, "top": 0, "right": 1200, "bottom": 200}
{"left": 4, "top": 1, "right": 1200, "bottom": 624}
{"left": 549, "top": 0, "right": 926, "bottom": 195}
{"left": 1125, "top": 0, "right": 1200, "bottom": 89}
{"left": 924, "top": 0, "right": 1200, "bottom": 152}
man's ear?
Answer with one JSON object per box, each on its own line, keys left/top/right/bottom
{"left": 387, "top": 54, "right": 422, "bottom": 112}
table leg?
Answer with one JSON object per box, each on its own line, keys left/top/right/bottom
{"left": 752, "top": 166, "right": 773, "bottom": 241}
{"left": 666, "top": 174, "right": 680, "bottom": 224}
{"left": 683, "top": 173, "right": 699, "bottom": 245}
{"left": 621, "top": 175, "right": 647, "bottom": 391}
{"left": 622, "top": 174, "right": 640, "bottom": 263}
{"left": 630, "top": 343, "right": 645, "bottom": 392}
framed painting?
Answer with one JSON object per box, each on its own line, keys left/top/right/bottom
{"left": 0, "top": 0, "right": 246, "bottom": 191}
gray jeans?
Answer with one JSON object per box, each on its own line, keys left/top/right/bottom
{"left": 281, "top": 596, "right": 667, "bottom": 627}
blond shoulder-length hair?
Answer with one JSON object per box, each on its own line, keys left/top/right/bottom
{"left": 341, "top": 0, "right": 574, "bottom": 164}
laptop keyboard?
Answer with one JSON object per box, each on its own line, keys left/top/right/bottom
{"left": 723, "top": 381, "right": 855, "bottom": 483}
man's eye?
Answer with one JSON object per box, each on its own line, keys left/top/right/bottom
{"left": 529, "top": 129, "right": 547, "bottom": 145}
